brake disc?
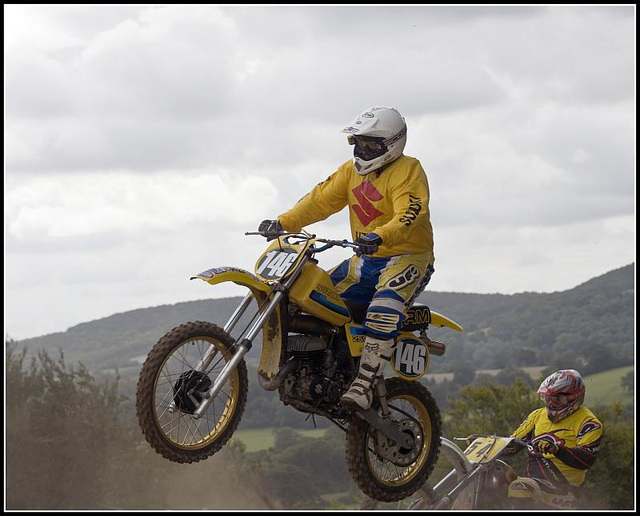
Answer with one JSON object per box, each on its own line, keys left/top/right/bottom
{"left": 172, "top": 370, "right": 212, "bottom": 414}
{"left": 374, "top": 417, "right": 424, "bottom": 466}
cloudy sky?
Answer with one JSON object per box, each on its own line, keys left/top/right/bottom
{"left": 5, "top": 5, "right": 636, "bottom": 340}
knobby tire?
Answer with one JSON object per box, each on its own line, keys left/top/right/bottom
{"left": 136, "top": 321, "right": 248, "bottom": 463}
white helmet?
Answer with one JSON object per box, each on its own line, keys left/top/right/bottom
{"left": 342, "top": 106, "right": 407, "bottom": 175}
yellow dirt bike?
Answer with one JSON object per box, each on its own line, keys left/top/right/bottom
{"left": 136, "top": 229, "right": 463, "bottom": 502}
{"left": 405, "top": 435, "right": 579, "bottom": 510}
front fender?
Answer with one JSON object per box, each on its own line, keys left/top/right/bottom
{"left": 191, "top": 266, "right": 272, "bottom": 298}
{"left": 191, "top": 266, "right": 282, "bottom": 379}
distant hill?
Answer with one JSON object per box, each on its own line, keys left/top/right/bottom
{"left": 12, "top": 263, "right": 634, "bottom": 382}
{"left": 428, "top": 263, "right": 635, "bottom": 374}
{"left": 11, "top": 297, "right": 247, "bottom": 378}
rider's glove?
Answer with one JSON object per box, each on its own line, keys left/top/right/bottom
{"left": 535, "top": 439, "right": 559, "bottom": 455}
{"left": 258, "top": 219, "right": 283, "bottom": 240}
{"left": 355, "top": 233, "right": 383, "bottom": 256}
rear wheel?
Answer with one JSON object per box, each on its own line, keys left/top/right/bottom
{"left": 345, "top": 378, "right": 442, "bottom": 502}
{"left": 136, "top": 321, "right": 248, "bottom": 463}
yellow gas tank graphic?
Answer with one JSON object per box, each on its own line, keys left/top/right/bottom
{"left": 289, "top": 261, "right": 351, "bottom": 326}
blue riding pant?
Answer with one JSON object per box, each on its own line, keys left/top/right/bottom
{"left": 329, "top": 254, "right": 434, "bottom": 340}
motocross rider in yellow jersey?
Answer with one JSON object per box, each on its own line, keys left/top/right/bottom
{"left": 511, "top": 369, "right": 603, "bottom": 508}
{"left": 259, "top": 106, "right": 435, "bottom": 411}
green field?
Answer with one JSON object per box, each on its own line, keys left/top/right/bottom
{"left": 584, "top": 365, "right": 634, "bottom": 406}
{"left": 233, "top": 427, "right": 329, "bottom": 452}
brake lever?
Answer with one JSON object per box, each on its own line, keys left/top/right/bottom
{"left": 244, "top": 230, "right": 287, "bottom": 239}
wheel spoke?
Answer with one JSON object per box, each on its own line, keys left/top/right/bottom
{"left": 137, "top": 322, "right": 248, "bottom": 464}
{"left": 151, "top": 335, "right": 240, "bottom": 448}
{"left": 358, "top": 386, "right": 437, "bottom": 491}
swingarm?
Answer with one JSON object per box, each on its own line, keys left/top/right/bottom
{"left": 356, "top": 407, "right": 415, "bottom": 450}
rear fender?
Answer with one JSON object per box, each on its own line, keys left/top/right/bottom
{"left": 404, "top": 305, "right": 463, "bottom": 332}
{"left": 191, "top": 267, "right": 282, "bottom": 379}
{"left": 430, "top": 310, "right": 464, "bottom": 332}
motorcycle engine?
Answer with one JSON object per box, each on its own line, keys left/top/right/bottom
{"left": 486, "top": 460, "right": 517, "bottom": 491}
{"left": 283, "top": 334, "right": 342, "bottom": 406}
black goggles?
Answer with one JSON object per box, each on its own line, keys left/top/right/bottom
{"left": 347, "top": 135, "right": 387, "bottom": 161}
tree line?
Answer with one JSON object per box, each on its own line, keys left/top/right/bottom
{"left": 5, "top": 341, "right": 634, "bottom": 510}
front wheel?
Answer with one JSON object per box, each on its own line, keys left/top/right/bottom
{"left": 136, "top": 321, "right": 248, "bottom": 463}
{"left": 345, "top": 377, "right": 442, "bottom": 502}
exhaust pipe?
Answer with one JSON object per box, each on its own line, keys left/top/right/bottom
{"left": 257, "top": 358, "right": 301, "bottom": 391}
{"left": 427, "top": 338, "right": 446, "bottom": 356}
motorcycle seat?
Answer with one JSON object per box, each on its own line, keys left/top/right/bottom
{"left": 343, "top": 300, "right": 432, "bottom": 332}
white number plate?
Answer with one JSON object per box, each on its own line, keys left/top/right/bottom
{"left": 391, "top": 336, "right": 429, "bottom": 380}
{"left": 255, "top": 249, "right": 299, "bottom": 280}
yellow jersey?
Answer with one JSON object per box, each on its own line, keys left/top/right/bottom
{"left": 278, "top": 155, "right": 434, "bottom": 262}
{"left": 512, "top": 406, "right": 603, "bottom": 487}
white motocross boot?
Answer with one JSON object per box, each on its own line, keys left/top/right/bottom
{"left": 340, "top": 336, "right": 395, "bottom": 411}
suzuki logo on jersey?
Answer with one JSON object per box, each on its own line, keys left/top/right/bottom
{"left": 352, "top": 180, "right": 384, "bottom": 226}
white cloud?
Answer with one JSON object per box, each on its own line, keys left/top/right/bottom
{"left": 4, "top": 5, "right": 635, "bottom": 339}
{"left": 4, "top": 5, "right": 84, "bottom": 54}
{"left": 572, "top": 149, "right": 591, "bottom": 164}
{"left": 6, "top": 172, "right": 279, "bottom": 241}
{"left": 431, "top": 214, "right": 635, "bottom": 295}
{"left": 477, "top": 6, "right": 635, "bottom": 104}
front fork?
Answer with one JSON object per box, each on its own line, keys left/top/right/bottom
{"left": 191, "top": 256, "right": 308, "bottom": 419}
{"left": 192, "top": 290, "right": 284, "bottom": 419}
{"left": 167, "top": 291, "right": 254, "bottom": 414}
{"left": 194, "top": 291, "right": 254, "bottom": 372}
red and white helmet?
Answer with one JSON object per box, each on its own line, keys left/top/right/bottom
{"left": 341, "top": 106, "right": 407, "bottom": 175}
{"left": 537, "top": 369, "right": 586, "bottom": 422}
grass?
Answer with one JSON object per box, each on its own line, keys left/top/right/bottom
{"left": 232, "top": 367, "right": 634, "bottom": 452}
{"left": 583, "top": 365, "right": 634, "bottom": 406}
{"left": 428, "top": 365, "right": 548, "bottom": 383}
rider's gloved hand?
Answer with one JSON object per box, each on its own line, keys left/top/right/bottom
{"left": 258, "top": 219, "right": 283, "bottom": 240}
{"left": 355, "top": 233, "right": 383, "bottom": 255}
{"left": 535, "top": 439, "right": 559, "bottom": 455}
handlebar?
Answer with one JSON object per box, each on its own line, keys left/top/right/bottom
{"left": 245, "top": 231, "right": 359, "bottom": 253}
{"left": 513, "top": 438, "right": 535, "bottom": 453}
{"left": 453, "top": 433, "right": 489, "bottom": 444}
{"left": 455, "top": 434, "right": 533, "bottom": 452}
{"left": 314, "top": 237, "right": 359, "bottom": 252}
